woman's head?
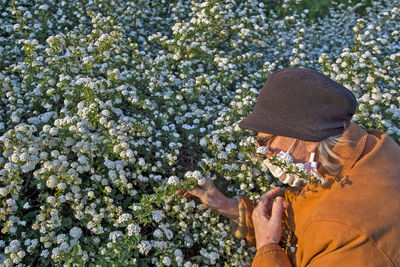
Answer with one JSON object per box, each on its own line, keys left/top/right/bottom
{"left": 241, "top": 68, "right": 356, "bottom": 179}
{"left": 239, "top": 67, "right": 357, "bottom": 141}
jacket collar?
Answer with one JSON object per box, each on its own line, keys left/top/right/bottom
{"left": 283, "top": 123, "right": 369, "bottom": 238}
{"left": 330, "top": 123, "right": 368, "bottom": 172}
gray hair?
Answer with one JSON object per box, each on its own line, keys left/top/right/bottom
{"left": 315, "top": 120, "right": 352, "bottom": 176}
{"left": 316, "top": 124, "right": 354, "bottom": 176}
{"left": 317, "top": 135, "right": 343, "bottom": 176}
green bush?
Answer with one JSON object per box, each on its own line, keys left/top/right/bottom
{"left": 0, "top": 0, "right": 399, "bottom": 266}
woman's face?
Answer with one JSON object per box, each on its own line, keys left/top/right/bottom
{"left": 255, "top": 132, "right": 310, "bottom": 164}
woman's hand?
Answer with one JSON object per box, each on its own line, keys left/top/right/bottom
{"left": 177, "top": 177, "right": 238, "bottom": 219}
{"left": 252, "top": 187, "right": 290, "bottom": 250}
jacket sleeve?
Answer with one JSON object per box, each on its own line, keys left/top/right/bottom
{"left": 298, "top": 220, "right": 393, "bottom": 267}
{"left": 251, "top": 243, "right": 292, "bottom": 267}
{"left": 229, "top": 195, "right": 256, "bottom": 246}
{"left": 229, "top": 195, "right": 292, "bottom": 267}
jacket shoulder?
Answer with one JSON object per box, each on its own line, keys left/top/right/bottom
{"left": 298, "top": 220, "right": 396, "bottom": 266}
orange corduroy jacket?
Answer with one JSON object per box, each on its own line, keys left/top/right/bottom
{"left": 233, "top": 123, "right": 400, "bottom": 266}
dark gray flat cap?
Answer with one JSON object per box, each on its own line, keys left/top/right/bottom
{"left": 239, "top": 68, "right": 357, "bottom": 141}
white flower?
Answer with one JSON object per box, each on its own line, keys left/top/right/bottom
{"left": 199, "top": 137, "right": 207, "bottom": 146}
{"left": 49, "top": 127, "right": 58, "bottom": 136}
{"left": 39, "top": 152, "right": 48, "bottom": 160}
{"left": 127, "top": 224, "right": 140, "bottom": 236}
{"left": 153, "top": 229, "right": 163, "bottom": 238}
{"left": 276, "top": 151, "right": 293, "bottom": 164}
{"left": 6, "top": 199, "right": 16, "bottom": 206}
{"left": 162, "top": 256, "right": 171, "bottom": 266}
{"left": 137, "top": 241, "right": 152, "bottom": 255}
{"left": 152, "top": 210, "right": 164, "bottom": 223}
{"left": 167, "top": 176, "right": 179, "bottom": 186}
{"left": 138, "top": 158, "right": 146, "bottom": 166}
{"left": 56, "top": 234, "right": 66, "bottom": 244}
{"left": 108, "top": 170, "right": 117, "bottom": 180}
{"left": 191, "top": 171, "right": 205, "bottom": 186}
{"left": 40, "top": 249, "right": 49, "bottom": 258}
{"left": 50, "top": 150, "right": 60, "bottom": 158}
{"left": 174, "top": 249, "right": 183, "bottom": 257}
{"left": 69, "top": 227, "right": 82, "bottom": 239}
{"left": 256, "top": 146, "right": 269, "bottom": 154}
{"left": 39, "top": 4, "right": 49, "bottom": 10}
{"left": 109, "top": 231, "right": 123, "bottom": 243}
{"left": 164, "top": 229, "right": 173, "bottom": 240}
{"left": 57, "top": 183, "right": 66, "bottom": 190}
{"left": 87, "top": 221, "right": 95, "bottom": 230}
{"left": 366, "top": 75, "right": 375, "bottom": 83}
{"left": 117, "top": 213, "right": 132, "bottom": 224}
{"left": 46, "top": 196, "right": 56, "bottom": 203}
{"left": 59, "top": 242, "right": 69, "bottom": 251}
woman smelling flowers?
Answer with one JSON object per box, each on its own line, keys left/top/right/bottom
{"left": 182, "top": 68, "right": 400, "bottom": 266}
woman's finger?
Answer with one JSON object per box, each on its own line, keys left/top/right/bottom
{"left": 259, "top": 187, "right": 282, "bottom": 208}
{"left": 283, "top": 200, "right": 290, "bottom": 209}
{"left": 184, "top": 186, "right": 203, "bottom": 198}
{"left": 265, "top": 187, "right": 282, "bottom": 199}
{"left": 270, "top": 197, "right": 284, "bottom": 223}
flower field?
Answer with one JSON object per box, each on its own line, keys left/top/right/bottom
{"left": 0, "top": 0, "right": 399, "bottom": 266}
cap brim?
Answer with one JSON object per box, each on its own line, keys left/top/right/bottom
{"left": 239, "top": 111, "right": 323, "bottom": 141}
{"left": 239, "top": 111, "right": 283, "bottom": 134}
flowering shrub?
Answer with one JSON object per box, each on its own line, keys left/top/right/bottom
{"left": 0, "top": 0, "right": 399, "bottom": 266}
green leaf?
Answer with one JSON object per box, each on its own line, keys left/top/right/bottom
{"left": 64, "top": 217, "right": 73, "bottom": 228}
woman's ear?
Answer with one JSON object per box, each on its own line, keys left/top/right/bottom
{"left": 305, "top": 141, "right": 319, "bottom": 153}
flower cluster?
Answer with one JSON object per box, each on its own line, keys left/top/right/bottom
{"left": 0, "top": 0, "right": 399, "bottom": 266}
{"left": 263, "top": 153, "right": 326, "bottom": 185}
{"left": 184, "top": 171, "right": 206, "bottom": 187}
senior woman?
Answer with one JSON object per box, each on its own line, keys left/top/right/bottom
{"left": 182, "top": 68, "right": 400, "bottom": 266}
